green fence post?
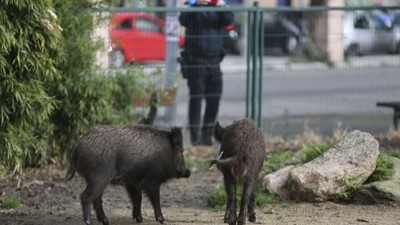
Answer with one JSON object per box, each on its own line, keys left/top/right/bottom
{"left": 251, "top": 1, "right": 259, "bottom": 125}
{"left": 246, "top": 6, "right": 253, "bottom": 118}
{"left": 257, "top": 8, "right": 264, "bottom": 128}
{"left": 247, "top": 1, "right": 262, "bottom": 127}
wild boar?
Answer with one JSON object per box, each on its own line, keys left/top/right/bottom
{"left": 64, "top": 124, "right": 191, "bottom": 225}
{"left": 210, "top": 118, "right": 266, "bottom": 225}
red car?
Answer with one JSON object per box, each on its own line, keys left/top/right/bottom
{"left": 109, "top": 12, "right": 183, "bottom": 67}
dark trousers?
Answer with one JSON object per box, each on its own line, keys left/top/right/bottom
{"left": 187, "top": 61, "right": 222, "bottom": 145}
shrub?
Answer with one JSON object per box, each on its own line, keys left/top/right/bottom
{"left": 48, "top": 1, "right": 153, "bottom": 160}
{"left": 0, "top": 0, "right": 63, "bottom": 174}
{"left": 1, "top": 0, "right": 153, "bottom": 175}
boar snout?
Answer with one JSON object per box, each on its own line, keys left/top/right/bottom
{"left": 180, "top": 169, "right": 191, "bottom": 178}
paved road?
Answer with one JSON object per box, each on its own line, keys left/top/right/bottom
{"left": 156, "top": 55, "right": 400, "bottom": 139}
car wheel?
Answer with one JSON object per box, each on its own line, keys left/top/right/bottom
{"left": 283, "top": 36, "right": 298, "bottom": 54}
{"left": 345, "top": 44, "right": 361, "bottom": 56}
{"left": 396, "top": 42, "right": 400, "bottom": 54}
{"left": 110, "top": 49, "right": 125, "bottom": 68}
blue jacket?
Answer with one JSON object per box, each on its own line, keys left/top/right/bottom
{"left": 179, "top": 7, "right": 234, "bottom": 58}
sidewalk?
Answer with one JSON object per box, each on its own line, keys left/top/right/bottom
{"left": 221, "top": 54, "right": 400, "bottom": 74}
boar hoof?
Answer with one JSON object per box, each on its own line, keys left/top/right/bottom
{"left": 156, "top": 215, "right": 165, "bottom": 224}
{"left": 99, "top": 218, "right": 109, "bottom": 225}
{"left": 134, "top": 215, "right": 143, "bottom": 223}
{"left": 248, "top": 214, "right": 257, "bottom": 222}
{"left": 224, "top": 215, "right": 236, "bottom": 224}
{"left": 237, "top": 220, "right": 246, "bottom": 225}
{"left": 84, "top": 219, "right": 91, "bottom": 225}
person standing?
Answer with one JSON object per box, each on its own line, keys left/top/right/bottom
{"left": 179, "top": 0, "right": 234, "bottom": 146}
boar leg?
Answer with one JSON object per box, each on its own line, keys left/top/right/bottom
{"left": 81, "top": 181, "right": 107, "bottom": 225}
{"left": 247, "top": 192, "right": 257, "bottom": 223}
{"left": 144, "top": 183, "right": 165, "bottom": 223}
{"left": 126, "top": 185, "right": 143, "bottom": 223}
{"left": 93, "top": 193, "right": 109, "bottom": 225}
{"left": 237, "top": 180, "right": 257, "bottom": 225}
{"left": 223, "top": 172, "right": 237, "bottom": 225}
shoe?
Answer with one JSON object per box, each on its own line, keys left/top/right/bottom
{"left": 200, "top": 135, "right": 212, "bottom": 146}
{"left": 200, "top": 127, "right": 213, "bottom": 146}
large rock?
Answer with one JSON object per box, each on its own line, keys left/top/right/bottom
{"left": 287, "top": 130, "right": 379, "bottom": 202}
{"left": 262, "top": 165, "right": 297, "bottom": 200}
{"left": 357, "top": 180, "right": 400, "bottom": 202}
{"left": 389, "top": 156, "right": 400, "bottom": 180}
{"left": 356, "top": 157, "right": 400, "bottom": 202}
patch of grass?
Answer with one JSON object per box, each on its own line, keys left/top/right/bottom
{"left": 0, "top": 165, "right": 7, "bottom": 178}
{"left": 336, "top": 153, "right": 394, "bottom": 201}
{"left": 336, "top": 174, "right": 367, "bottom": 201}
{"left": 367, "top": 152, "right": 394, "bottom": 183}
{"left": 301, "top": 143, "right": 331, "bottom": 163}
{"left": 280, "top": 202, "right": 290, "bottom": 208}
{"left": 207, "top": 185, "right": 280, "bottom": 211}
{"left": 389, "top": 149, "right": 400, "bottom": 159}
{"left": 2, "top": 196, "right": 22, "bottom": 209}
{"left": 207, "top": 186, "right": 227, "bottom": 211}
{"left": 263, "top": 151, "right": 294, "bottom": 173}
{"left": 185, "top": 156, "right": 209, "bottom": 171}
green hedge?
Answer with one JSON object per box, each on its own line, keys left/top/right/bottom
{"left": 0, "top": 0, "right": 63, "bottom": 174}
{"left": 1, "top": 0, "right": 148, "bottom": 175}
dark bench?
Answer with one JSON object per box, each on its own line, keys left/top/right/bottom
{"left": 376, "top": 101, "right": 400, "bottom": 130}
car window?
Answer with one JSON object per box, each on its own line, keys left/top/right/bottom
{"left": 370, "top": 14, "right": 386, "bottom": 29}
{"left": 392, "top": 14, "right": 400, "bottom": 26}
{"left": 117, "top": 19, "right": 132, "bottom": 29}
{"left": 354, "top": 15, "right": 369, "bottom": 29}
{"left": 136, "top": 18, "right": 162, "bottom": 33}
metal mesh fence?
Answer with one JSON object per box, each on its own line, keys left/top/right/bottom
{"left": 103, "top": 5, "right": 400, "bottom": 144}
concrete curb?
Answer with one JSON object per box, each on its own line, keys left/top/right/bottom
{"left": 221, "top": 55, "right": 400, "bottom": 74}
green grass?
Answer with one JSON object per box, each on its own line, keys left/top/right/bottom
{"left": 367, "top": 152, "right": 394, "bottom": 183}
{"left": 337, "top": 152, "right": 394, "bottom": 201}
{"left": 389, "top": 149, "right": 400, "bottom": 159}
{"left": 0, "top": 165, "right": 6, "bottom": 178}
{"left": 185, "top": 156, "right": 209, "bottom": 171}
{"left": 207, "top": 185, "right": 280, "bottom": 211}
{"left": 263, "top": 151, "right": 294, "bottom": 173}
{"left": 2, "top": 196, "right": 22, "bottom": 209}
{"left": 336, "top": 174, "right": 368, "bottom": 201}
{"left": 301, "top": 143, "right": 331, "bottom": 163}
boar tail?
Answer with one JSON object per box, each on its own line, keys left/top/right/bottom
{"left": 64, "top": 160, "right": 75, "bottom": 182}
{"left": 214, "top": 156, "right": 237, "bottom": 167}
{"left": 214, "top": 121, "right": 224, "bottom": 142}
{"left": 64, "top": 145, "right": 77, "bottom": 182}
{"left": 213, "top": 156, "right": 248, "bottom": 179}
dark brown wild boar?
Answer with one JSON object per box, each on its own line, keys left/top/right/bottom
{"left": 210, "top": 118, "right": 266, "bottom": 225}
{"left": 65, "top": 124, "right": 191, "bottom": 225}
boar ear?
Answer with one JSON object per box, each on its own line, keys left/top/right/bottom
{"left": 170, "top": 127, "right": 183, "bottom": 148}
{"left": 214, "top": 121, "right": 225, "bottom": 142}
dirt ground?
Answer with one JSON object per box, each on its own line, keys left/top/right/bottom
{"left": 2, "top": 143, "right": 400, "bottom": 225}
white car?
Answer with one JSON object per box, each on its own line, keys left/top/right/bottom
{"left": 343, "top": 11, "right": 398, "bottom": 56}
{"left": 392, "top": 13, "right": 400, "bottom": 53}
